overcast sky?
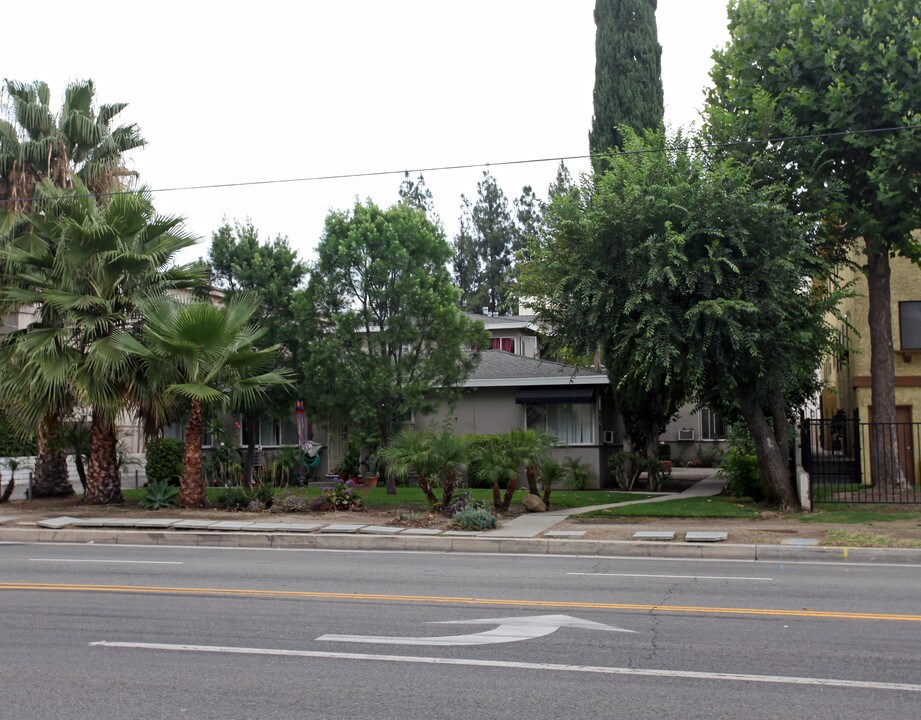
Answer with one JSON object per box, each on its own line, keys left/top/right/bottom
{"left": 4, "top": 0, "right": 731, "bottom": 264}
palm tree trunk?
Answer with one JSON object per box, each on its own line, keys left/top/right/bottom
{"left": 441, "top": 471, "right": 457, "bottom": 510}
{"left": 500, "top": 475, "right": 518, "bottom": 512}
{"left": 526, "top": 465, "right": 539, "bottom": 495}
{"left": 32, "top": 417, "right": 73, "bottom": 498}
{"left": 416, "top": 472, "right": 439, "bottom": 507}
{"left": 0, "top": 473, "right": 13, "bottom": 503}
{"left": 84, "top": 415, "right": 123, "bottom": 504}
{"left": 180, "top": 401, "right": 206, "bottom": 508}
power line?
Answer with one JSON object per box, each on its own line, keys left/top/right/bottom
{"left": 5, "top": 123, "right": 920, "bottom": 205}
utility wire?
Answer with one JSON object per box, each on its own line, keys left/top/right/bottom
{"left": 5, "top": 123, "right": 920, "bottom": 205}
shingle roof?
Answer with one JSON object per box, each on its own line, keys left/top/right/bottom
{"left": 465, "top": 349, "right": 608, "bottom": 388}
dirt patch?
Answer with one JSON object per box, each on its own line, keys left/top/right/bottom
{"left": 559, "top": 514, "right": 921, "bottom": 547}
{"left": 0, "top": 496, "right": 461, "bottom": 531}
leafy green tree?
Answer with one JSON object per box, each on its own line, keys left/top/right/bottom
{"left": 705, "top": 0, "right": 921, "bottom": 486}
{"left": 207, "top": 220, "right": 307, "bottom": 485}
{"left": 303, "top": 199, "right": 488, "bottom": 493}
{"left": 589, "top": 0, "right": 664, "bottom": 167}
{"left": 523, "top": 130, "right": 840, "bottom": 509}
{"left": 117, "top": 294, "right": 292, "bottom": 507}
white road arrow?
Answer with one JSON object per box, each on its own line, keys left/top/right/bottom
{"left": 315, "top": 613, "right": 634, "bottom": 647}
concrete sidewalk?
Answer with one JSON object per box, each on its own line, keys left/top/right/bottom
{"left": 484, "top": 473, "right": 726, "bottom": 538}
{"left": 3, "top": 472, "right": 921, "bottom": 564}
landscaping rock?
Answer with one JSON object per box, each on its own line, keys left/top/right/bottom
{"left": 522, "top": 494, "right": 547, "bottom": 513}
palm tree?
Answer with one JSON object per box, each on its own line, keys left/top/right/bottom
{"left": 378, "top": 428, "right": 469, "bottom": 510}
{"left": 0, "top": 180, "right": 203, "bottom": 503}
{"left": 505, "top": 429, "right": 555, "bottom": 497}
{"left": 468, "top": 435, "right": 520, "bottom": 512}
{"left": 378, "top": 428, "right": 440, "bottom": 506}
{"left": 1, "top": 79, "right": 145, "bottom": 496}
{"left": 1, "top": 79, "right": 144, "bottom": 210}
{"left": 117, "top": 294, "right": 292, "bottom": 508}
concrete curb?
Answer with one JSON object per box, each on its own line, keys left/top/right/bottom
{"left": 2, "top": 526, "right": 921, "bottom": 564}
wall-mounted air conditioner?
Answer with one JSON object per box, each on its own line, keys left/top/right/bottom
{"left": 678, "top": 428, "right": 695, "bottom": 441}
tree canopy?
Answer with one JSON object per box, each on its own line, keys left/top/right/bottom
{"left": 522, "top": 130, "right": 839, "bottom": 507}
{"left": 705, "top": 0, "right": 921, "bottom": 485}
{"left": 302, "top": 199, "right": 488, "bottom": 473}
{"left": 589, "top": 0, "right": 664, "bottom": 166}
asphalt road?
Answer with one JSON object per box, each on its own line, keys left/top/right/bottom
{"left": 2, "top": 542, "right": 920, "bottom": 719}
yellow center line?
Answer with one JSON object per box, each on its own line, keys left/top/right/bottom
{"left": 2, "top": 582, "right": 919, "bottom": 623}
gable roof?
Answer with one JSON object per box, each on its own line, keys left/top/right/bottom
{"left": 464, "top": 349, "right": 608, "bottom": 388}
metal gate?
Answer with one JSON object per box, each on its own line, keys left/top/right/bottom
{"left": 802, "top": 410, "right": 921, "bottom": 505}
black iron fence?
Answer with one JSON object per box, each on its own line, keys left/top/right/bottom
{"left": 802, "top": 411, "right": 921, "bottom": 505}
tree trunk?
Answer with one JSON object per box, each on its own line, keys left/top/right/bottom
{"left": 526, "top": 465, "right": 539, "bottom": 495}
{"left": 242, "top": 415, "right": 257, "bottom": 488}
{"left": 415, "top": 472, "right": 439, "bottom": 507}
{"left": 0, "top": 472, "right": 13, "bottom": 503}
{"left": 32, "top": 417, "right": 73, "bottom": 498}
{"left": 84, "top": 415, "right": 123, "bottom": 505}
{"left": 441, "top": 470, "right": 458, "bottom": 510}
{"left": 645, "top": 420, "right": 661, "bottom": 489}
{"left": 541, "top": 481, "right": 552, "bottom": 510}
{"left": 739, "top": 396, "right": 797, "bottom": 510}
{"left": 492, "top": 482, "right": 501, "bottom": 510}
{"left": 73, "top": 453, "right": 87, "bottom": 494}
{"left": 180, "top": 401, "right": 206, "bottom": 508}
{"left": 500, "top": 475, "right": 518, "bottom": 512}
{"left": 865, "top": 246, "right": 906, "bottom": 487}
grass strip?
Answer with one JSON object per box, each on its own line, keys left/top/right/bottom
{"left": 574, "top": 495, "right": 762, "bottom": 519}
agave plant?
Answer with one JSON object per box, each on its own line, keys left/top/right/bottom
{"left": 140, "top": 480, "right": 179, "bottom": 510}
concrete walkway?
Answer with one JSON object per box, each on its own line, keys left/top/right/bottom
{"left": 484, "top": 472, "right": 725, "bottom": 538}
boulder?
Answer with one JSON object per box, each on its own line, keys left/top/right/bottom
{"left": 522, "top": 493, "right": 547, "bottom": 513}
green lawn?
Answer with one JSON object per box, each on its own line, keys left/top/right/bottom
{"left": 797, "top": 505, "right": 921, "bottom": 524}
{"left": 574, "top": 495, "right": 763, "bottom": 519}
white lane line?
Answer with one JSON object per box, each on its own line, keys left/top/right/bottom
{"left": 30, "top": 559, "right": 183, "bottom": 565}
{"left": 90, "top": 641, "right": 921, "bottom": 693}
{"left": 567, "top": 572, "right": 773, "bottom": 581}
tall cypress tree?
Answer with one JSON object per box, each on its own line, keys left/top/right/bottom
{"left": 589, "top": 0, "right": 664, "bottom": 168}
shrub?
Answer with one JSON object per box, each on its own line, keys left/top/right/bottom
{"left": 140, "top": 479, "right": 179, "bottom": 510}
{"left": 452, "top": 507, "right": 498, "bottom": 530}
{"left": 270, "top": 491, "right": 310, "bottom": 513}
{"left": 658, "top": 442, "right": 672, "bottom": 461}
{"left": 608, "top": 451, "right": 640, "bottom": 490}
{"left": 562, "top": 457, "right": 594, "bottom": 491}
{"left": 145, "top": 438, "right": 184, "bottom": 486}
{"left": 213, "top": 483, "right": 274, "bottom": 511}
{"left": 719, "top": 425, "right": 764, "bottom": 501}
{"left": 320, "top": 480, "right": 364, "bottom": 511}
{"left": 445, "top": 491, "right": 488, "bottom": 516}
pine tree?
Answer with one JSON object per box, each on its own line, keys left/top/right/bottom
{"left": 589, "top": 0, "right": 664, "bottom": 168}
{"left": 452, "top": 173, "right": 519, "bottom": 315}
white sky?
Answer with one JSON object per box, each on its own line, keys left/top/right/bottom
{"left": 4, "top": 0, "right": 730, "bottom": 265}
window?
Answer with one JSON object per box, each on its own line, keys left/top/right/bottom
{"left": 699, "top": 407, "right": 727, "bottom": 441}
{"left": 899, "top": 301, "right": 921, "bottom": 350}
{"left": 526, "top": 402, "right": 594, "bottom": 445}
{"left": 491, "top": 337, "right": 515, "bottom": 353}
